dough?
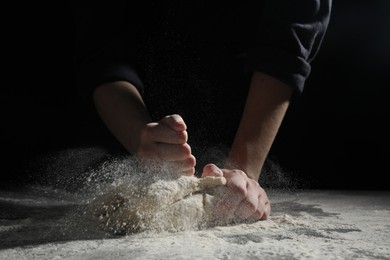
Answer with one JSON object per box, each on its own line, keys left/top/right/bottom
{"left": 86, "top": 175, "right": 227, "bottom": 234}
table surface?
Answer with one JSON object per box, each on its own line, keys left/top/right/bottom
{"left": 1, "top": 187, "right": 389, "bottom": 260}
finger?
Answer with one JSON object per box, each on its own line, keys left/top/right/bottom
{"left": 202, "top": 163, "right": 223, "bottom": 177}
{"left": 198, "top": 176, "right": 227, "bottom": 189}
{"left": 137, "top": 141, "right": 192, "bottom": 161}
{"left": 144, "top": 123, "right": 187, "bottom": 144}
{"left": 234, "top": 186, "right": 259, "bottom": 220}
{"left": 179, "top": 169, "right": 195, "bottom": 176}
{"left": 262, "top": 203, "right": 271, "bottom": 220}
{"left": 159, "top": 114, "right": 187, "bottom": 131}
{"left": 213, "top": 173, "right": 247, "bottom": 220}
{"left": 164, "top": 155, "right": 196, "bottom": 173}
{"left": 250, "top": 193, "right": 271, "bottom": 221}
{"left": 155, "top": 143, "right": 192, "bottom": 161}
{"left": 259, "top": 194, "right": 271, "bottom": 220}
{"left": 214, "top": 191, "right": 244, "bottom": 221}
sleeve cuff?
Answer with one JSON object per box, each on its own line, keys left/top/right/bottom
{"left": 245, "top": 46, "right": 311, "bottom": 94}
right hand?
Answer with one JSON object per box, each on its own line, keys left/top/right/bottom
{"left": 135, "top": 114, "right": 196, "bottom": 176}
{"left": 202, "top": 164, "right": 270, "bottom": 222}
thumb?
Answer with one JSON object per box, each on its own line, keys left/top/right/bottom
{"left": 202, "top": 163, "right": 224, "bottom": 178}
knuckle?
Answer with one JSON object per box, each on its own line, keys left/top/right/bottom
{"left": 182, "top": 130, "right": 188, "bottom": 142}
{"left": 185, "top": 156, "right": 196, "bottom": 168}
{"left": 245, "top": 200, "right": 257, "bottom": 213}
{"left": 235, "top": 169, "right": 246, "bottom": 177}
{"left": 233, "top": 186, "right": 247, "bottom": 199}
{"left": 170, "top": 114, "right": 182, "bottom": 121}
{"left": 249, "top": 180, "right": 261, "bottom": 191}
{"left": 181, "top": 143, "right": 192, "bottom": 156}
{"left": 176, "top": 130, "right": 187, "bottom": 144}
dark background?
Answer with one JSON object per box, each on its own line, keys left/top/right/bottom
{"left": 2, "top": 0, "right": 389, "bottom": 190}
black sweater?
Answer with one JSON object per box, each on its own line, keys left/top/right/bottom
{"left": 72, "top": 0, "right": 332, "bottom": 102}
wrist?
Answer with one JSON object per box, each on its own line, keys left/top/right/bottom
{"left": 93, "top": 81, "right": 152, "bottom": 154}
{"left": 227, "top": 144, "right": 263, "bottom": 181}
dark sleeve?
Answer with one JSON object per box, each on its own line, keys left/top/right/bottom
{"left": 71, "top": 0, "right": 144, "bottom": 106}
{"left": 245, "top": 0, "right": 332, "bottom": 93}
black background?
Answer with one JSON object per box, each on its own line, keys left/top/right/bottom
{"left": 2, "top": 0, "right": 389, "bottom": 190}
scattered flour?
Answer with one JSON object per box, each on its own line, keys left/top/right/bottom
{"left": 85, "top": 171, "right": 228, "bottom": 234}
{"left": 2, "top": 151, "right": 390, "bottom": 259}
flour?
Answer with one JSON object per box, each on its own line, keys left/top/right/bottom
{"left": 2, "top": 148, "right": 390, "bottom": 259}
{"left": 1, "top": 182, "right": 390, "bottom": 260}
{"left": 86, "top": 171, "right": 228, "bottom": 235}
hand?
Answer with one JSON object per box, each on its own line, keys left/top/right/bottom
{"left": 202, "top": 163, "right": 270, "bottom": 222}
{"left": 135, "top": 114, "right": 196, "bottom": 176}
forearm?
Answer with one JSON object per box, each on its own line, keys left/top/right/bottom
{"left": 227, "top": 71, "right": 293, "bottom": 180}
{"left": 93, "top": 81, "right": 152, "bottom": 154}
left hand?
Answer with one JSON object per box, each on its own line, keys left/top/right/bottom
{"left": 202, "top": 163, "right": 270, "bottom": 222}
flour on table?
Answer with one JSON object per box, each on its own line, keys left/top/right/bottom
{"left": 86, "top": 175, "right": 228, "bottom": 235}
